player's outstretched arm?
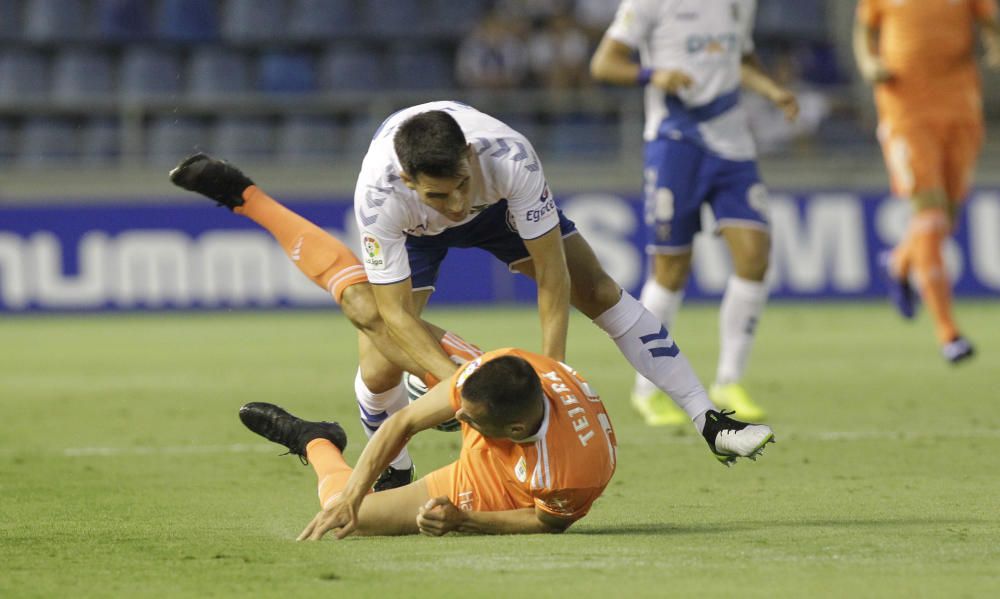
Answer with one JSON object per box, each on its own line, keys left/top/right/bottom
{"left": 590, "top": 36, "right": 692, "bottom": 92}
{"left": 523, "top": 227, "right": 571, "bottom": 362}
{"left": 299, "top": 382, "right": 457, "bottom": 540}
{"left": 370, "top": 278, "right": 460, "bottom": 383}
{"left": 852, "top": 17, "right": 892, "bottom": 84}
{"left": 417, "top": 501, "right": 573, "bottom": 536}
{"left": 740, "top": 53, "right": 799, "bottom": 122}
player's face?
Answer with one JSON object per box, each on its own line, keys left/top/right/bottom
{"left": 405, "top": 149, "right": 476, "bottom": 222}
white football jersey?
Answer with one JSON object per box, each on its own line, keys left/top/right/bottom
{"left": 607, "top": 0, "right": 758, "bottom": 159}
{"left": 354, "top": 101, "right": 556, "bottom": 285}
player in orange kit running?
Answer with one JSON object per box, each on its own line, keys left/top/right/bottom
{"left": 853, "top": 0, "right": 1000, "bottom": 363}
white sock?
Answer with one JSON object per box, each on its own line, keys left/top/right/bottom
{"left": 632, "top": 280, "right": 685, "bottom": 398}
{"left": 593, "top": 291, "right": 713, "bottom": 432}
{"left": 716, "top": 276, "right": 769, "bottom": 385}
{"left": 354, "top": 369, "right": 412, "bottom": 470}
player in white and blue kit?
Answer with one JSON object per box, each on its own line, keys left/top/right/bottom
{"left": 351, "top": 101, "right": 774, "bottom": 480}
{"left": 591, "top": 0, "right": 799, "bottom": 425}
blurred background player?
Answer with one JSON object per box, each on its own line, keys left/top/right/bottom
{"left": 590, "top": 0, "right": 799, "bottom": 424}
{"left": 853, "top": 0, "right": 1000, "bottom": 364}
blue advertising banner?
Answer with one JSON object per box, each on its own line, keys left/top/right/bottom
{"left": 1, "top": 190, "right": 998, "bottom": 312}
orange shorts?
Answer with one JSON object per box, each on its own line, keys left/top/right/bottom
{"left": 424, "top": 454, "right": 532, "bottom": 513}
{"left": 877, "top": 119, "right": 983, "bottom": 203}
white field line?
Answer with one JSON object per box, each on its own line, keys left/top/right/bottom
{"left": 0, "top": 428, "right": 992, "bottom": 459}
{"left": 61, "top": 443, "right": 281, "bottom": 457}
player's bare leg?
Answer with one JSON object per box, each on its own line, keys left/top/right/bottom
{"left": 238, "top": 402, "right": 428, "bottom": 537}
{"left": 354, "top": 288, "right": 435, "bottom": 490}
{"left": 888, "top": 189, "right": 972, "bottom": 363}
{"left": 711, "top": 226, "right": 770, "bottom": 420}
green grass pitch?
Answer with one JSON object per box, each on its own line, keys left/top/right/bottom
{"left": 2, "top": 302, "right": 998, "bottom": 598}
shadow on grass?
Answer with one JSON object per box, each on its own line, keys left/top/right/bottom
{"left": 575, "top": 517, "right": 987, "bottom": 536}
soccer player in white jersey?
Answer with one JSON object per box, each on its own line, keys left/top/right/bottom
{"left": 591, "top": 0, "right": 799, "bottom": 425}
{"left": 351, "top": 101, "right": 773, "bottom": 477}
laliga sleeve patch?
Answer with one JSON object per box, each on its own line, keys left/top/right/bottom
{"left": 456, "top": 357, "right": 483, "bottom": 387}
{"left": 361, "top": 233, "right": 386, "bottom": 270}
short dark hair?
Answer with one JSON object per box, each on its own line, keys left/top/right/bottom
{"left": 393, "top": 110, "right": 468, "bottom": 179}
{"left": 461, "top": 355, "right": 543, "bottom": 425}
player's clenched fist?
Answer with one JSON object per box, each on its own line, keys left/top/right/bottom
{"left": 416, "top": 497, "right": 465, "bottom": 536}
{"left": 651, "top": 69, "right": 694, "bottom": 93}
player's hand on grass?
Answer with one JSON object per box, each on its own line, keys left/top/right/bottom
{"left": 297, "top": 496, "right": 360, "bottom": 541}
{"left": 416, "top": 497, "right": 465, "bottom": 536}
{"left": 651, "top": 69, "right": 694, "bottom": 94}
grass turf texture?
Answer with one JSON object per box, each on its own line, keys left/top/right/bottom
{"left": 2, "top": 302, "right": 998, "bottom": 598}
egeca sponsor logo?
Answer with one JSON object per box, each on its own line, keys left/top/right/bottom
{"left": 526, "top": 187, "right": 556, "bottom": 223}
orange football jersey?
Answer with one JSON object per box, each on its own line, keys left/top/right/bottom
{"left": 858, "top": 0, "right": 998, "bottom": 125}
{"left": 446, "top": 349, "right": 617, "bottom": 520}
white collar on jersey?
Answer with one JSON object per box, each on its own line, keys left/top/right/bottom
{"left": 515, "top": 397, "right": 551, "bottom": 445}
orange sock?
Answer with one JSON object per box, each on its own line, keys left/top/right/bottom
{"left": 909, "top": 210, "right": 959, "bottom": 343}
{"left": 422, "top": 331, "right": 484, "bottom": 387}
{"left": 235, "top": 186, "right": 366, "bottom": 302}
{"left": 306, "top": 439, "right": 360, "bottom": 509}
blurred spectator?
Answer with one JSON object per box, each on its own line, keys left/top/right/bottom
{"left": 494, "top": 0, "right": 572, "bottom": 25}
{"left": 527, "top": 13, "right": 590, "bottom": 88}
{"left": 573, "top": 0, "right": 619, "bottom": 41}
{"left": 744, "top": 50, "right": 831, "bottom": 155}
{"left": 456, "top": 13, "right": 528, "bottom": 89}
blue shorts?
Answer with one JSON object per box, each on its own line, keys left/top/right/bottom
{"left": 643, "top": 137, "right": 769, "bottom": 253}
{"left": 405, "top": 199, "right": 578, "bottom": 290}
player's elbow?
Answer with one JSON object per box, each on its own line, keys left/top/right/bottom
{"left": 589, "top": 54, "right": 611, "bottom": 82}
{"left": 540, "top": 519, "right": 572, "bottom": 535}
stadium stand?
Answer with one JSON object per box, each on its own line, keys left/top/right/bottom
{"left": 258, "top": 51, "right": 318, "bottom": 94}
{"left": 188, "top": 48, "right": 252, "bottom": 98}
{"left": 18, "top": 117, "right": 82, "bottom": 165}
{"left": 96, "top": 0, "right": 151, "bottom": 41}
{"left": 287, "top": 0, "right": 359, "bottom": 40}
{"left": 24, "top": 0, "right": 90, "bottom": 42}
{"left": 147, "top": 116, "right": 207, "bottom": 165}
{"left": 120, "top": 47, "right": 184, "bottom": 99}
{"left": 157, "top": 0, "right": 220, "bottom": 41}
{"left": 319, "top": 45, "right": 385, "bottom": 92}
{"left": 277, "top": 116, "right": 344, "bottom": 162}
{"left": 3, "top": 0, "right": 983, "bottom": 168}
{"left": 222, "top": 0, "right": 287, "bottom": 42}
{"left": 50, "top": 49, "right": 115, "bottom": 100}
{"left": 0, "top": 49, "right": 49, "bottom": 100}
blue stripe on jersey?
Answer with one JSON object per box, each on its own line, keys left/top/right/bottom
{"left": 657, "top": 88, "right": 740, "bottom": 139}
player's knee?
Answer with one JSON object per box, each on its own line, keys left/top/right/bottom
{"left": 341, "top": 285, "right": 383, "bottom": 334}
{"left": 358, "top": 354, "right": 402, "bottom": 393}
{"left": 911, "top": 190, "right": 947, "bottom": 212}
{"left": 651, "top": 255, "right": 691, "bottom": 290}
{"left": 572, "top": 271, "right": 623, "bottom": 316}
{"left": 733, "top": 251, "right": 769, "bottom": 282}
